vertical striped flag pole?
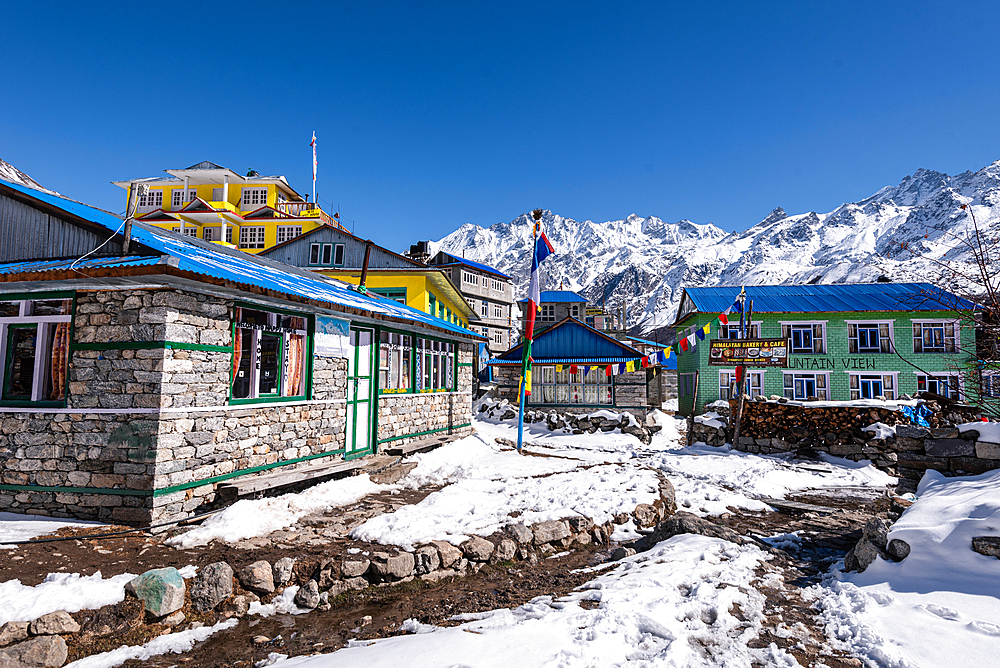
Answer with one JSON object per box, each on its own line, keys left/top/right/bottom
{"left": 517, "top": 209, "right": 554, "bottom": 453}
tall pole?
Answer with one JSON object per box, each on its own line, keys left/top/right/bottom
{"left": 311, "top": 131, "right": 317, "bottom": 207}
{"left": 732, "top": 293, "right": 752, "bottom": 449}
{"left": 517, "top": 209, "right": 543, "bottom": 453}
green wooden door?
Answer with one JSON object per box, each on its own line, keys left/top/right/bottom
{"left": 345, "top": 327, "right": 375, "bottom": 459}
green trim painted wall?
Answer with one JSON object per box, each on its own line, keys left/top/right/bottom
{"left": 676, "top": 310, "right": 976, "bottom": 416}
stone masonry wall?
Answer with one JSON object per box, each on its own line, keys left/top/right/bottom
{"left": 377, "top": 343, "right": 475, "bottom": 447}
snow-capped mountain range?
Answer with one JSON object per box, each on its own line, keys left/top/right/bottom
{"left": 431, "top": 160, "right": 1000, "bottom": 335}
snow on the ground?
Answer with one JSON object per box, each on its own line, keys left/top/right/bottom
{"left": 166, "top": 475, "right": 393, "bottom": 549}
{"left": 0, "top": 571, "right": 137, "bottom": 626}
{"left": 265, "top": 535, "right": 799, "bottom": 668}
{"left": 810, "top": 468, "right": 1000, "bottom": 667}
{"left": 0, "top": 512, "right": 102, "bottom": 549}
{"left": 863, "top": 422, "right": 896, "bottom": 440}
{"left": 648, "top": 441, "right": 893, "bottom": 516}
{"left": 65, "top": 618, "right": 239, "bottom": 668}
{"left": 352, "top": 431, "right": 659, "bottom": 549}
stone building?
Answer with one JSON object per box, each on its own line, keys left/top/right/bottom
{"left": 674, "top": 283, "right": 978, "bottom": 416}
{"left": 424, "top": 251, "right": 515, "bottom": 355}
{"left": 0, "top": 178, "right": 482, "bottom": 525}
{"left": 487, "top": 317, "right": 665, "bottom": 418}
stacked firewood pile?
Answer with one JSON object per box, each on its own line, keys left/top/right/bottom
{"left": 732, "top": 401, "right": 908, "bottom": 443}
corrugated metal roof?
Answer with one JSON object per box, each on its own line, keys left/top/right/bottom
{"left": 0, "top": 178, "right": 482, "bottom": 341}
{"left": 435, "top": 254, "right": 511, "bottom": 279}
{"left": 682, "top": 283, "right": 977, "bottom": 317}
{"left": 0, "top": 255, "right": 163, "bottom": 275}
{"left": 517, "top": 290, "right": 588, "bottom": 304}
{"left": 486, "top": 356, "right": 641, "bottom": 365}
{"left": 497, "top": 318, "right": 642, "bottom": 362}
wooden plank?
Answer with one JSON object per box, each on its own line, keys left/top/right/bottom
{"left": 217, "top": 459, "right": 364, "bottom": 500}
{"left": 383, "top": 434, "right": 463, "bottom": 456}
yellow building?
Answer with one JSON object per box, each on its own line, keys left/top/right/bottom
{"left": 319, "top": 268, "right": 477, "bottom": 330}
{"left": 112, "top": 161, "right": 347, "bottom": 253}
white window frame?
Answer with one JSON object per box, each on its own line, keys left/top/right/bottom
{"left": 0, "top": 298, "right": 73, "bottom": 403}
{"left": 913, "top": 319, "right": 958, "bottom": 354}
{"left": 492, "top": 304, "right": 502, "bottom": 319}
{"left": 463, "top": 271, "right": 478, "bottom": 286}
{"left": 847, "top": 371, "right": 898, "bottom": 400}
{"left": 239, "top": 226, "right": 266, "bottom": 249}
{"left": 846, "top": 320, "right": 894, "bottom": 354}
{"left": 481, "top": 302, "right": 489, "bottom": 317}
{"left": 136, "top": 188, "right": 163, "bottom": 212}
{"left": 719, "top": 369, "right": 764, "bottom": 400}
{"left": 241, "top": 187, "right": 268, "bottom": 210}
{"left": 539, "top": 304, "right": 556, "bottom": 322}
{"left": 171, "top": 188, "right": 197, "bottom": 209}
{"left": 333, "top": 243, "right": 345, "bottom": 266}
{"left": 171, "top": 226, "right": 198, "bottom": 237}
{"left": 914, "top": 372, "right": 963, "bottom": 399}
{"left": 492, "top": 330, "right": 503, "bottom": 345}
{"left": 780, "top": 321, "right": 827, "bottom": 354}
{"left": 529, "top": 364, "right": 611, "bottom": 406}
{"left": 276, "top": 225, "right": 302, "bottom": 245}
{"left": 982, "top": 372, "right": 1000, "bottom": 398}
{"left": 782, "top": 371, "right": 829, "bottom": 400}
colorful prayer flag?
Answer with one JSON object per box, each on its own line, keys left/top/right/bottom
{"left": 556, "top": 364, "right": 563, "bottom": 372}
{"left": 569, "top": 364, "right": 578, "bottom": 374}
{"left": 679, "top": 338, "right": 689, "bottom": 352}
{"left": 641, "top": 356, "right": 649, "bottom": 368}
{"left": 605, "top": 365, "right": 613, "bottom": 376}
{"left": 618, "top": 362, "right": 626, "bottom": 374}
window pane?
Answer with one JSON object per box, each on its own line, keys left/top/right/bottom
{"left": 284, "top": 334, "right": 306, "bottom": 396}
{"left": 258, "top": 334, "right": 281, "bottom": 395}
{"left": 32, "top": 300, "right": 72, "bottom": 316}
{"left": 4, "top": 326, "right": 37, "bottom": 400}
{"left": 0, "top": 301, "right": 19, "bottom": 317}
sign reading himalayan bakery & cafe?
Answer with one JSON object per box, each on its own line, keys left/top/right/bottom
{"left": 708, "top": 338, "right": 788, "bottom": 367}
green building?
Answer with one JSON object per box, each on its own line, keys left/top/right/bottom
{"left": 673, "top": 283, "right": 979, "bottom": 416}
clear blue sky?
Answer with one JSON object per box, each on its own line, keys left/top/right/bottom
{"left": 2, "top": 1, "right": 999, "bottom": 251}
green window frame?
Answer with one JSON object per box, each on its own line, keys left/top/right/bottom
{"left": 377, "top": 327, "right": 458, "bottom": 395}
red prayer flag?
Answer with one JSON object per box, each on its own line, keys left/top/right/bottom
{"left": 641, "top": 356, "right": 649, "bottom": 368}
{"left": 718, "top": 313, "right": 728, "bottom": 325}
{"left": 569, "top": 364, "right": 578, "bottom": 374}
{"left": 679, "top": 338, "right": 689, "bottom": 352}
{"left": 605, "top": 364, "right": 613, "bottom": 376}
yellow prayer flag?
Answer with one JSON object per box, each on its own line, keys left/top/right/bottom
{"left": 556, "top": 364, "right": 563, "bottom": 372}
{"left": 702, "top": 322, "right": 711, "bottom": 336}
{"left": 665, "top": 347, "right": 672, "bottom": 358}
{"left": 525, "top": 367, "right": 532, "bottom": 395}
{"left": 625, "top": 360, "right": 635, "bottom": 373}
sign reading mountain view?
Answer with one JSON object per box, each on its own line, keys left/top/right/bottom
{"left": 708, "top": 339, "right": 788, "bottom": 367}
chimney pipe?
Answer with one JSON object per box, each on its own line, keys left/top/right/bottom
{"left": 358, "top": 240, "right": 373, "bottom": 293}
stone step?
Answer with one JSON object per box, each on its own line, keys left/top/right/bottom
{"left": 382, "top": 434, "right": 463, "bottom": 456}
{"left": 217, "top": 459, "right": 365, "bottom": 501}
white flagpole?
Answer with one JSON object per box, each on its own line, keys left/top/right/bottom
{"left": 311, "top": 131, "right": 317, "bottom": 205}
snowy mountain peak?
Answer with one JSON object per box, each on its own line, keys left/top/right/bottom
{"left": 433, "top": 159, "right": 1000, "bottom": 336}
{"left": 0, "top": 158, "right": 59, "bottom": 196}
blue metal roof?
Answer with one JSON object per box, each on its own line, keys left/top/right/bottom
{"left": 436, "top": 254, "right": 511, "bottom": 279}
{"left": 486, "top": 356, "right": 641, "bottom": 365}
{"left": 681, "top": 283, "right": 977, "bottom": 320}
{"left": 496, "top": 318, "right": 642, "bottom": 362}
{"left": 0, "top": 255, "right": 163, "bottom": 274}
{"left": 0, "top": 179, "right": 482, "bottom": 341}
{"left": 517, "top": 290, "right": 588, "bottom": 304}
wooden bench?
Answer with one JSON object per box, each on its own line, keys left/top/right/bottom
{"left": 216, "top": 458, "right": 365, "bottom": 501}
{"left": 382, "top": 433, "right": 463, "bottom": 457}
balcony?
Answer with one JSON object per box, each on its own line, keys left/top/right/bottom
{"left": 274, "top": 202, "right": 348, "bottom": 232}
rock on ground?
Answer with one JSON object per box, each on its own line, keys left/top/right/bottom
{"left": 341, "top": 558, "right": 370, "bottom": 578}
{"left": 0, "top": 635, "right": 68, "bottom": 668}
{"left": 369, "top": 552, "right": 415, "bottom": 581}
{"left": 294, "top": 580, "right": 320, "bottom": 609}
{"left": 533, "top": 520, "right": 570, "bottom": 545}
{"left": 238, "top": 561, "right": 275, "bottom": 594}
{"left": 414, "top": 545, "right": 441, "bottom": 575}
{"left": 636, "top": 512, "right": 747, "bottom": 552}
{"left": 0, "top": 622, "right": 29, "bottom": 647}
{"left": 190, "top": 562, "right": 234, "bottom": 612}
{"left": 461, "top": 536, "right": 495, "bottom": 562}
{"left": 29, "top": 611, "right": 79, "bottom": 636}
{"left": 273, "top": 557, "right": 295, "bottom": 584}
{"left": 431, "top": 541, "right": 462, "bottom": 568}
{"left": 125, "top": 568, "right": 186, "bottom": 617}
{"left": 972, "top": 536, "right": 1000, "bottom": 558}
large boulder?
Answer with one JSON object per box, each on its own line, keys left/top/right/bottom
{"left": 972, "top": 536, "right": 1000, "bottom": 558}
{"left": 29, "top": 611, "right": 79, "bottom": 636}
{"left": 493, "top": 538, "right": 517, "bottom": 562}
{"left": 190, "top": 562, "right": 234, "bottom": 612}
{"left": 238, "top": 561, "right": 275, "bottom": 594}
{"left": 341, "top": 557, "right": 370, "bottom": 579}
{"left": 125, "top": 568, "right": 186, "bottom": 617}
{"left": 0, "top": 635, "right": 68, "bottom": 667}
{"left": 273, "top": 558, "right": 296, "bottom": 585}
{"left": 506, "top": 523, "right": 534, "bottom": 545}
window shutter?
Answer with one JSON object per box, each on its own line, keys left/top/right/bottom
{"left": 848, "top": 324, "right": 858, "bottom": 353}
{"left": 879, "top": 324, "right": 891, "bottom": 353}
{"left": 913, "top": 324, "right": 922, "bottom": 353}
{"left": 813, "top": 324, "right": 824, "bottom": 353}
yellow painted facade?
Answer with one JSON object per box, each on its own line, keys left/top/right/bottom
{"left": 113, "top": 162, "right": 346, "bottom": 254}
{"left": 319, "top": 270, "right": 475, "bottom": 329}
